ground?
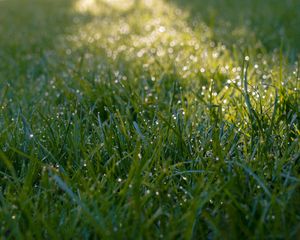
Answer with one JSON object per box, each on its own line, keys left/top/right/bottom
{"left": 0, "top": 0, "right": 299, "bottom": 239}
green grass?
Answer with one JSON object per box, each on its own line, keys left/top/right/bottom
{"left": 0, "top": 0, "right": 299, "bottom": 239}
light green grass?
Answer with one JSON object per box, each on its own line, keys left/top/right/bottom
{"left": 0, "top": 0, "right": 299, "bottom": 239}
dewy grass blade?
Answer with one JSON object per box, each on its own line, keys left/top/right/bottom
{"left": 235, "top": 161, "right": 272, "bottom": 198}
{"left": 49, "top": 169, "right": 104, "bottom": 234}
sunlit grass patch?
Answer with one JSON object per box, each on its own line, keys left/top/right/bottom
{"left": 75, "top": 0, "right": 139, "bottom": 13}
{"left": 68, "top": 0, "right": 298, "bottom": 125}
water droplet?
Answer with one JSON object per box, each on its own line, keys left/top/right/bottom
{"left": 158, "top": 26, "right": 166, "bottom": 33}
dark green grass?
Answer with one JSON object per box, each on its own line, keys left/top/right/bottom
{"left": 0, "top": 0, "right": 299, "bottom": 239}
{"left": 169, "top": 0, "right": 300, "bottom": 56}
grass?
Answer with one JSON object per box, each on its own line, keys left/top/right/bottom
{"left": 0, "top": 0, "right": 299, "bottom": 239}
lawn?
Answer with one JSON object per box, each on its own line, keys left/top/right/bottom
{"left": 0, "top": 0, "right": 299, "bottom": 239}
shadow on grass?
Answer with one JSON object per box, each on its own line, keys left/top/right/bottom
{"left": 0, "top": 0, "right": 93, "bottom": 80}
{"left": 0, "top": 0, "right": 89, "bottom": 49}
{"left": 166, "top": 0, "right": 300, "bottom": 57}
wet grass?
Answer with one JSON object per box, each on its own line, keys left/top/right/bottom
{"left": 0, "top": 0, "right": 299, "bottom": 239}
{"left": 168, "top": 0, "right": 300, "bottom": 56}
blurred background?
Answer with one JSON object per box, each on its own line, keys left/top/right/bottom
{"left": 168, "top": 0, "right": 300, "bottom": 54}
{"left": 1, "top": 0, "right": 299, "bottom": 55}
